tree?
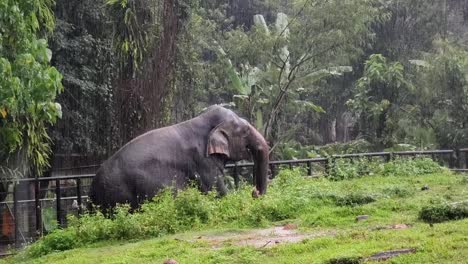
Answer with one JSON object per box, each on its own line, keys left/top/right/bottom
{"left": 0, "top": 0, "right": 63, "bottom": 178}
{"left": 410, "top": 40, "right": 468, "bottom": 149}
{"left": 49, "top": 0, "right": 115, "bottom": 157}
{"left": 213, "top": 0, "right": 384, "bottom": 148}
{"left": 347, "top": 54, "right": 412, "bottom": 148}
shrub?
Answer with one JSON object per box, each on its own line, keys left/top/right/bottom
{"left": 419, "top": 202, "right": 468, "bottom": 223}
{"left": 328, "top": 156, "right": 442, "bottom": 181}
{"left": 174, "top": 188, "right": 215, "bottom": 228}
{"left": 334, "top": 193, "right": 377, "bottom": 207}
{"left": 137, "top": 189, "right": 186, "bottom": 236}
{"left": 28, "top": 229, "right": 78, "bottom": 257}
{"left": 383, "top": 157, "right": 443, "bottom": 176}
{"left": 328, "top": 158, "right": 383, "bottom": 181}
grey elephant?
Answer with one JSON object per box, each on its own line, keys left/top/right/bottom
{"left": 90, "top": 105, "right": 269, "bottom": 209}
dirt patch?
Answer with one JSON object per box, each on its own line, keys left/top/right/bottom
{"left": 197, "top": 225, "right": 335, "bottom": 249}
{"left": 179, "top": 223, "right": 412, "bottom": 250}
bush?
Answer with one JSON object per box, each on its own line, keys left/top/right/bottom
{"left": 328, "top": 158, "right": 383, "bottom": 181}
{"left": 383, "top": 157, "right": 443, "bottom": 176}
{"left": 28, "top": 229, "right": 78, "bottom": 257}
{"left": 328, "top": 157, "right": 442, "bottom": 181}
{"left": 174, "top": 188, "right": 215, "bottom": 227}
{"left": 419, "top": 202, "right": 468, "bottom": 223}
{"left": 334, "top": 193, "right": 376, "bottom": 207}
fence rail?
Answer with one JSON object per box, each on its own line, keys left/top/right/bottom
{"left": 1, "top": 148, "right": 467, "bottom": 253}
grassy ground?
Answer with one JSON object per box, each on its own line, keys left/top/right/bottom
{"left": 3, "top": 166, "right": 468, "bottom": 263}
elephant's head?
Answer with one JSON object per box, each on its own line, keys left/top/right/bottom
{"left": 205, "top": 108, "right": 269, "bottom": 195}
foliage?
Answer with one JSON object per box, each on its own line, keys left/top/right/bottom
{"left": 49, "top": 1, "right": 116, "bottom": 155}
{"left": 327, "top": 157, "right": 443, "bottom": 181}
{"left": 347, "top": 54, "right": 413, "bottom": 148}
{"left": 27, "top": 229, "right": 77, "bottom": 257}
{"left": 40, "top": 0, "right": 468, "bottom": 163}
{"left": 198, "top": 0, "right": 385, "bottom": 145}
{"left": 272, "top": 139, "right": 374, "bottom": 160}
{"left": 419, "top": 202, "right": 468, "bottom": 224}
{"left": 409, "top": 40, "right": 468, "bottom": 149}
{"left": 0, "top": 0, "right": 63, "bottom": 175}
{"left": 106, "top": 0, "right": 154, "bottom": 73}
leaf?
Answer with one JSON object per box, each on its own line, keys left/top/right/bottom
{"left": 228, "top": 67, "right": 247, "bottom": 94}
{"left": 329, "top": 66, "right": 353, "bottom": 75}
{"left": 253, "top": 14, "right": 269, "bottom": 34}
{"left": 0, "top": 108, "right": 6, "bottom": 118}
{"left": 233, "top": 95, "right": 249, "bottom": 100}
{"left": 255, "top": 109, "right": 263, "bottom": 132}
{"left": 257, "top": 98, "right": 269, "bottom": 104}
{"left": 45, "top": 48, "right": 52, "bottom": 62}
{"left": 299, "top": 69, "right": 331, "bottom": 83}
{"left": 409, "top": 59, "right": 429, "bottom": 67}
{"left": 55, "top": 103, "right": 62, "bottom": 119}
{"left": 295, "top": 100, "right": 326, "bottom": 113}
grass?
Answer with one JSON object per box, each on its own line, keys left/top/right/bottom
{"left": 7, "top": 220, "right": 468, "bottom": 264}
{"left": 3, "top": 159, "right": 468, "bottom": 263}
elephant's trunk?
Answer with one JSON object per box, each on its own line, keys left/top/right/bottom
{"left": 247, "top": 124, "right": 269, "bottom": 195}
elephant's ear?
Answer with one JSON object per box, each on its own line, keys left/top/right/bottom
{"left": 207, "top": 123, "right": 230, "bottom": 158}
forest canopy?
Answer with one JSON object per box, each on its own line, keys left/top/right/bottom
{"left": 1, "top": 0, "right": 468, "bottom": 175}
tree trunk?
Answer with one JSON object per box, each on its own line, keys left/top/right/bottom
{"left": 142, "top": 0, "right": 179, "bottom": 131}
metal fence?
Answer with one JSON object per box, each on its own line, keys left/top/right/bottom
{"left": 1, "top": 148, "right": 467, "bottom": 254}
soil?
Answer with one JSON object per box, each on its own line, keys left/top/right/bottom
{"left": 187, "top": 222, "right": 413, "bottom": 249}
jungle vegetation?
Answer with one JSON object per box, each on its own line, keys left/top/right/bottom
{"left": 1, "top": 0, "right": 468, "bottom": 176}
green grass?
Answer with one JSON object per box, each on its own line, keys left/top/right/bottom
{"left": 7, "top": 220, "right": 468, "bottom": 264}
{"left": 3, "top": 159, "right": 468, "bottom": 264}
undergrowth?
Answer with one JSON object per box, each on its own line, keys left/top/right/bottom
{"left": 25, "top": 157, "right": 454, "bottom": 258}
{"left": 328, "top": 157, "right": 443, "bottom": 180}
{"left": 419, "top": 202, "right": 468, "bottom": 223}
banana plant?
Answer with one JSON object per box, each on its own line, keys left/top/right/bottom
{"left": 221, "top": 14, "right": 352, "bottom": 141}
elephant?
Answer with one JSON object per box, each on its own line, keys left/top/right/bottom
{"left": 89, "top": 105, "right": 269, "bottom": 209}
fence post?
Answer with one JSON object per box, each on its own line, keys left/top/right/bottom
{"left": 13, "top": 182, "right": 19, "bottom": 248}
{"left": 76, "top": 178, "right": 83, "bottom": 215}
{"left": 325, "top": 158, "right": 334, "bottom": 175}
{"left": 455, "top": 149, "right": 461, "bottom": 169}
{"left": 449, "top": 150, "right": 456, "bottom": 168}
{"left": 385, "top": 153, "right": 392, "bottom": 162}
{"left": 233, "top": 163, "right": 239, "bottom": 190}
{"left": 34, "top": 176, "right": 41, "bottom": 238}
{"left": 55, "top": 179, "right": 62, "bottom": 227}
{"left": 465, "top": 149, "right": 468, "bottom": 169}
{"left": 307, "top": 161, "right": 313, "bottom": 176}
{"left": 270, "top": 164, "right": 276, "bottom": 179}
